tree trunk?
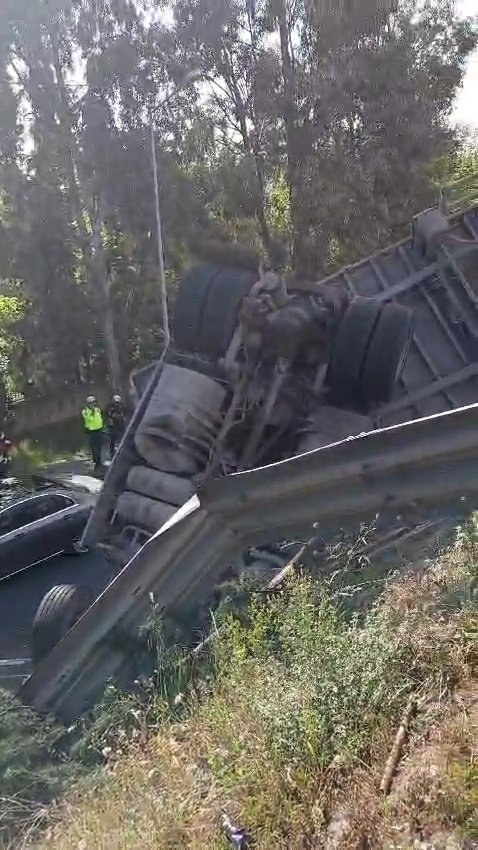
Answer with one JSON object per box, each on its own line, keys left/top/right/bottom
{"left": 51, "top": 31, "right": 122, "bottom": 390}
{"left": 50, "top": 33, "right": 122, "bottom": 393}
{"left": 253, "top": 158, "right": 274, "bottom": 259}
{"left": 50, "top": 33, "right": 90, "bottom": 248}
{"left": 277, "top": 0, "right": 304, "bottom": 271}
{"left": 222, "top": 51, "right": 273, "bottom": 257}
{"left": 90, "top": 202, "right": 123, "bottom": 393}
{"left": 101, "top": 277, "right": 123, "bottom": 394}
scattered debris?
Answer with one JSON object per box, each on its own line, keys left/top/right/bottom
{"left": 222, "top": 812, "right": 252, "bottom": 848}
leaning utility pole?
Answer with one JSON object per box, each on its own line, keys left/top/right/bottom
{"left": 150, "top": 123, "right": 170, "bottom": 348}
{"left": 149, "top": 70, "right": 201, "bottom": 349}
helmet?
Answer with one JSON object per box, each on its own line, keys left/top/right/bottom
{"left": 86, "top": 395, "right": 96, "bottom": 404}
{"left": 112, "top": 394, "right": 122, "bottom": 403}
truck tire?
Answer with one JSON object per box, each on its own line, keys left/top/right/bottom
{"left": 127, "top": 466, "right": 194, "bottom": 506}
{"left": 140, "top": 366, "right": 225, "bottom": 433}
{"left": 361, "top": 303, "right": 413, "bottom": 403}
{"left": 134, "top": 430, "right": 202, "bottom": 474}
{"left": 198, "top": 267, "right": 257, "bottom": 357}
{"left": 32, "top": 584, "right": 93, "bottom": 665}
{"left": 115, "top": 491, "right": 177, "bottom": 532}
{"left": 325, "top": 299, "right": 381, "bottom": 407}
{"left": 172, "top": 264, "right": 222, "bottom": 353}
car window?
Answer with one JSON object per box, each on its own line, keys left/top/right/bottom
{"left": 39, "top": 494, "right": 75, "bottom": 514}
{"left": 0, "top": 504, "right": 23, "bottom": 535}
{"left": 0, "top": 494, "right": 75, "bottom": 534}
{"left": 14, "top": 499, "right": 50, "bottom": 527}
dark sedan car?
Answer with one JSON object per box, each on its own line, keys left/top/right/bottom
{"left": 0, "top": 491, "right": 93, "bottom": 580}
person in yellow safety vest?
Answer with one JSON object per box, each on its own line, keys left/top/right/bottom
{"left": 81, "top": 395, "right": 104, "bottom": 470}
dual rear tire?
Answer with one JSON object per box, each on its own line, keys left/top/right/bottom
{"left": 173, "top": 263, "right": 257, "bottom": 358}
{"left": 325, "top": 300, "right": 413, "bottom": 409}
{"left": 173, "top": 264, "right": 413, "bottom": 410}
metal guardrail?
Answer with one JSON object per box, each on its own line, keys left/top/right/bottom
{"left": 20, "top": 402, "right": 478, "bottom": 722}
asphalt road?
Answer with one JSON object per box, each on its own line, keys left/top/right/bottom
{"left": 0, "top": 549, "right": 117, "bottom": 659}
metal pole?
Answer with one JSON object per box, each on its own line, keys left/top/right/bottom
{"left": 150, "top": 122, "right": 170, "bottom": 347}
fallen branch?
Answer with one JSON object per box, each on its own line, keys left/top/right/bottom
{"left": 380, "top": 696, "right": 416, "bottom": 795}
{"left": 262, "top": 535, "right": 320, "bottom": 592}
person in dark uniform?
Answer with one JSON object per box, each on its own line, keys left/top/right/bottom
{"left": 104, "top": 394, "right": 125, "bottom": 460}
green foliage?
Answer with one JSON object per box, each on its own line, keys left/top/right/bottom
{"left": 208, "top": 580, "right": 409, "bottom": 783}
{"left": 0, "top": 294, "right": 23, "bottom": 411}
{"left": 1, "top": 537, "right": 477, "bottom": 848}
{"left": 434, "top": 146, "right": 478, "bottom": 184}
{"left": 268, "top": 171, "right": 291, "bottom": 243}
{"left": 71, "top": 684, "right": 149, "bottom": 764}
{"left": 0, "top": 0, "right": 476, "bottom": 395}
{"left": 0, "top": 296, "right": 21, "bottom": 325}
{"left": 431, "top": 144, "right": 478, "bottom": 213}
{"left": 442, "top": 759, "right": 478, "bottom": 841}
{"left": 10, "top": 439, "right": 73, "bottom": 476}
{"left": 0, "top": 688, "right": 86, "bottom": 847}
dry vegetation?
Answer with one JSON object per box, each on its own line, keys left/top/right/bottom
{"left": 1, "top": 524, "right": 477, "bottom": 850}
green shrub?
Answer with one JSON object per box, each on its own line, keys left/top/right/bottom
{"left": 0, "top": 689, "right": 86, "bottom": 847}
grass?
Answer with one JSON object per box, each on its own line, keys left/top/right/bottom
{"left": 0, "top": 690, "right": 87, "bottom": 848}
{"left": 14, "top": 418, "right": 85, "bottom": 463}
{"left": 9, "top": 440, "right": 86, "bottom": 478}
{"left": 0, "top": 524, "right": 476, "bottom": 849}
{"left": 5, "top": 416, "right": 86, "bottom": 479}
{"left": 10, "top": 443, "right": 68, "bottom": 478}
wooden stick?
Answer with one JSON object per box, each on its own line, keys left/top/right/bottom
{"left": 380, "top": 697, "right": 416, "bottom": 795}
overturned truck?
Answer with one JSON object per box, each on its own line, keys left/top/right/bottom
{"left": 22, "top": 201, "right": 478, "bottom": 721}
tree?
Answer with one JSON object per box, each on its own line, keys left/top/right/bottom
{"left": 174, "top": 0, "right": 281, "bottom": 257}
{"left": 172, "top": 0, "right": 476, "bottom": 273}
{"left": 0, "top": 0, "right": 476, "bottom": 408}
{"left": 0, "top": 0, "right": 212, "bottom": 392}
{"left": 0, "top": 0, "right": 99, "bottom": 390}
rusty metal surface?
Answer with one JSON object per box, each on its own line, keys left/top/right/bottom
{"left": 20, "top": 402, "right": 478, "bottom": 722}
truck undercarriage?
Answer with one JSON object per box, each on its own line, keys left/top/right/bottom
{"left": 19, "top": 201, "right": 478, "bottom": 721}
